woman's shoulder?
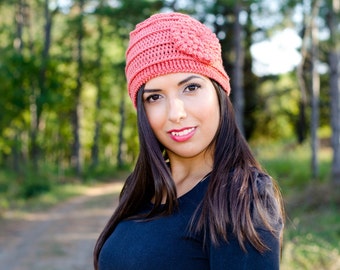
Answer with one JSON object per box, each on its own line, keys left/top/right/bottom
{"left": 249, "top": 168, "right": 283, "bottom": 233}
{"left": 251, "top": 168, "right": 273, "bottom": 195}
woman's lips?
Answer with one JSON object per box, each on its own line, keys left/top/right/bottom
{"left": 168, "top": 127, "right": 196, "bottom": 142}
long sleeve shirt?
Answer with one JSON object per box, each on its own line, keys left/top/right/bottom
{"left": 98, "top": 175, "right": 282, "bottom": 270}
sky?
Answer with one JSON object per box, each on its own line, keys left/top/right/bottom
{"left": 251, "top": 28, "right": 302, "bottom": 76}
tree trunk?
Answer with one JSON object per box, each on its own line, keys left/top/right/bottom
{"left": 296, "top": 101, "right": 307, "bottom": 144}
{"left": 91, "top": 1, "right": 104, "bottom": 169}
{"left": 13, "top": 0, "right": 26, "bottom": 172}
{"left": 12, "top": 0, "right": 31, "bottom": 173}
{"left": 310, "top": 0, "right": 320, "bottom": 180}
{"left": 231, "top": 2, "right": 245, "bottom": 135}
{"left": 297, "top": 0, "right": 321, "bottom": 179}
{"left": 71, "top": 0, "right": 84, "bottom": 176}
{"left": 14, "top": 0, "right": 25, "bottom": 51}
{"left": 29, "top": 0, "right": 53, "bottom": 170}
{"left": 26, "top": 0, "right": 40, "bottom": 171}
{"left": 296, "top": 4, "right": 310, "bottom": 145}
{"left": 328, "top": 0, "right": 340, "bottom": 183}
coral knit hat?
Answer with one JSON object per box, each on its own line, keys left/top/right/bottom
{"left": 125, "top": 12, "right": 231, "bottom": 107}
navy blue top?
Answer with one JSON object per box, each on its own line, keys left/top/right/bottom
{"left": 99, "top": 176, "right": 281, "bottom": 270}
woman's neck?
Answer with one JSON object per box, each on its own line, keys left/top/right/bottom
{"left": 168, "top": 154, "right": 213, "bottom": 198}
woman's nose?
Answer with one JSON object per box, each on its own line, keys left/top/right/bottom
{"left": 168, "top": 98, "right": 187, "bottom": 123}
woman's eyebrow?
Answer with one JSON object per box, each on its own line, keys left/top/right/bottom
{"left": 177, "top": 75, "right": 203, "bottom": 86}
{"left": 144, "top": 75, "right": 204, "bottom": 92}
{"left": 143, "top": 88, "right": 161, "bottom": 93}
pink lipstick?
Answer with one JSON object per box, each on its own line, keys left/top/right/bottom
{"left": 168, "top": 127, "right": 196, "bottom": 142}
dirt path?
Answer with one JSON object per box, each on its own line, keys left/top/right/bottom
{"left": 0, "top": 181, "right": 123, "bottom": 270}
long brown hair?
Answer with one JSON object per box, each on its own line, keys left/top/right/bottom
{"left": 93, "top": 81, "right": 284, "bottom": 269}
{"left": 192, "top": 81, "right": 284, "bottom": 251}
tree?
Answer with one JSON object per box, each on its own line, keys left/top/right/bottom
{"left": 105, "top": 0, "right": 163, "bottom": 168}
{"left": 328, "top": 0, "right": 340, "bottom": 183}
{"left": 296, "top": 4, "right": 309, "bottom": 145}
{"left": 90, "top": 0, "right": 105, "bottom": 169}
{"left": 310, "top": 0, "right": 321, "bottom": 180}
{"left": 70, "top": 0, "right": 85, "bottom": 176}
{"left": 29, "top": 0, "right": 55, "bottom": 170}
{"left": 291, "top": 0, "right": 321, "bottom": 179}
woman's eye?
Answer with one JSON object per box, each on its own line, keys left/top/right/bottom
{"left": 145, "top": 94, "right": 161, "bottom": 103}
{"left": 185, "top": 83, "right": 200, "bottom": 92}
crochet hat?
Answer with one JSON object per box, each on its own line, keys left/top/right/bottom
{"left": 125, "top": 12, "right": 230, "bottom": 107}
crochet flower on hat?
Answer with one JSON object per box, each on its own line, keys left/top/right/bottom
{"left": 170, "top": 18, "right": 221, "bottom": 65}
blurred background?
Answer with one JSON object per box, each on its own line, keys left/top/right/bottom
{"left": 0, "top": 0, "right": 339, "bottom": 269}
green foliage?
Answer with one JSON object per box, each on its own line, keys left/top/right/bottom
{"left": 0, "top": 164, "right": 53, "bottom": 207}
{"left": 18, "top": 173, "right": 52, "bottom": 199}
{"left": 0, "top": 162, "right": 129, "bottom": 214}
{"left": 250, "top": 73, "right": 300, "bottom": 141}
{"left": 0, "top": 0, "right": 163, "bottom": 173}
{"left": 0, "top": 0, "right": 335, "bottom": 177}
{"left": 255, "top": 140, "right": 332, "bottom": 187}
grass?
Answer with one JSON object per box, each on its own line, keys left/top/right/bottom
{"left": 0, "top": 179, "right": 91, "bottom": 215}
{"left": 253, "top": 141, "right": 340, "bottom": 270}
{"left": 0, "top": 163, "right": 129, "bottom": 214}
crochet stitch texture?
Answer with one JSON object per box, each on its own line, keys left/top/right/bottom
{"left": 125, "top": 12, "right": 230, "bottom": 106}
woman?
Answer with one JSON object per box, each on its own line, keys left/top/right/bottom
{"left": 94, "top": 12, "right": 284, "bottom": 270}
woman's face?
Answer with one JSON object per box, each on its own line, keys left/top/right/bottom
{"left": 143, "top": 73, "right": 220, "bottom": 161}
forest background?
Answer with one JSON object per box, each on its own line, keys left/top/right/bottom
{"left": 0, "top": 0, "right": 339, "bottom": 269}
